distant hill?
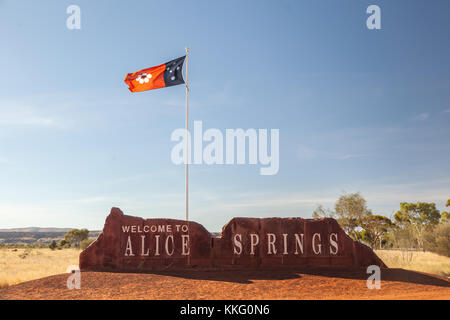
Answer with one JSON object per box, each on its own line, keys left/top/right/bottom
{"left": 0, "top": 227, "right": 73, "bottom": 233}
{"left": 0, "top": 228, "right": 102, "bottom": 244}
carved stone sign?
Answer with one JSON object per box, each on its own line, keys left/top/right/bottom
{"left": 80, "top": 207, "right": 386, "bottom": 271}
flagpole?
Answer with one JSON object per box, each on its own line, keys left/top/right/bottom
{"left": 185, "top": 47, "right": 189, "bottom": 223}
{"left": 185, "top": 47, "right": 190, "bottom": 266}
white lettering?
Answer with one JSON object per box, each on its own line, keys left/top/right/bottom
{"left": 141, "top": 235, "right": 149, "bottom": 256}
{"left": 66, "top": 5, "right": 81, "bottom": 30}
{"left": 165, "top": 235, "right": 174, "bottom": 256}
{"left": 366, "top": 5, "right": 381, "bottom": 30}
{"left": 267, "top": 233, "right": 277, "bottom": 254}
{"left": 250, "top": 233, "right": 259, "bottom": 255}
{"left": 233, "top": 234, "right": 242, "bottom": 255}
{"left": 330, "top": 233, "right": 338, "bottom": 255}
{"left": 154, "top": 235, "right": 160, "bottom": 256}
{"left": 294, "top": 233, "right": 304, "bottom": 255}
{"left": 282, "top": 233, "right": 288, "bottom": 255}
{"left": 182, "top": 235, "right": 190, "bottom": 255}
{"left": 124, "top": 235, "right": 134, "bottom": 256}
{"left": 312, "top": 233, "right": 322, "bottom": 255}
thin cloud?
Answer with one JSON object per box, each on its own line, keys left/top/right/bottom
{"left": 411, "top": 113, "right": 429, "bottom": 121}
{"left": 223, "top": 196, "right": 337, "bottom": 209}
{"left": 0, "top": 100, "right": 63, "bottom": 128}
{"left": 195, "top": 178, "right": 450, "bottom": 222}
{"left": 0, "top": 116, "right": 57, "bottom": 127}
{"left": 297, "top": 146, "right": 369, "bottom": 161}
{"left": 66, "top": 196, "right": 118, "bottom": 204}
{"left": 297, "top": 146, "right": 319, "bottom": 160}
{"left": 335, "top": 154, "right": 368, "bottom": 160}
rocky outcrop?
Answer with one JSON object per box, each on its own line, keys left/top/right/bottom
{"left": 80, "top": 207, "right": 386, "bottom": 271}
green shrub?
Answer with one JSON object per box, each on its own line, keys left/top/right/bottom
{"left": 424, "top": 223, "right": 450, "bottom": 257}
{"left": 58, "top": 239, "right": 71, "bottom": 248}
{"left": 64, "top": 229, "right": 89, "bottom": 248}
{"left": 80, "top": 238, "right": 94, "bottom": 250}
{"left": 48, "top": 240, "right": 57, "bottom": 250}
{"left": 386, "top": 226, "right": 418, "bottom": 249}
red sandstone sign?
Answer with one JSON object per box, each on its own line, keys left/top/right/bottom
{"left": 80, "top": 207, "right": 386, "bottom": 271}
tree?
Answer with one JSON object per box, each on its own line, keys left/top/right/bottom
{"left": 48, "top": 240, "right": 57, "bottom": 250}
{"left": 394, "top": 202, "right": 440, "bottom": 249}
{"left": 393, "top": 210, "right": 410, "bottom": 229}
{"left": 355, "top": 230, "right": 372, "bottom": 246}
{"left": 334, "top": 192, "right": 370, "bottom": 239}
{"left": 441, "top": 212, "right": 450, "bottom": 224}
{"left": 59, "top": 239, "right": 69, "bottom": 248}
{"left": 360, "top": 214, "right": 394, "bottom": 249}
{"left": 424, "top": 223, "right": 450, "bottom": 257}
{"left": 80, "top": 238, "right": 94, "bottom": 250}
{"left": 64, "top": 229, "right": 89, "bottom": 248}
{"left": 386, "top": 223, "right": 418, "bottom": 249}
{"left": 312, "top": 205, "right": 333, "bottom": 219}
{"left": 442, "top": 199, "right": 450, "bottom": 224}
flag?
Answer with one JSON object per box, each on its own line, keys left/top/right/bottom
{"left": 124, "top": 56, "right": 186, "bottom": 93}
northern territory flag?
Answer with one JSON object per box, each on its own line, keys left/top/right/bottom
{"left": 124, "top": 56, "right": 186, "bottom": 92}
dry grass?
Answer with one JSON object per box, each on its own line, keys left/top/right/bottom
{"left": 375, "top": 250, "right": 450, "bottom": 278}
{"left": 0, "top": 248, "right": 80, "bottom": 288}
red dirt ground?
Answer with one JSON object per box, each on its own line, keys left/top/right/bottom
{"left": 0, "top": 267, "right": 449, "bottom": 300}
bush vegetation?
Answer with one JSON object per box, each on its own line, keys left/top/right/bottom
{"left": 80, "top": 238, "right": 94, "bottom": 250}
{"left": 313, "top": 193, "right": 450, "bottom": 257}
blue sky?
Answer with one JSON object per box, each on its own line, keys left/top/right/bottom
{"left": 0, "top": 0, "right": 449, "bottom": 231}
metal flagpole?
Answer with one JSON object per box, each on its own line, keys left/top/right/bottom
{"left": 185, "top": 47, "right": 189, "bottom": 223}
{"left": 185, "top": 47, "right": 190, "bottom": 266}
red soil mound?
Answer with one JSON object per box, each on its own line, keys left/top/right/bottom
{"left": 0, "top": 267, "right": 448, "bottom": 300}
